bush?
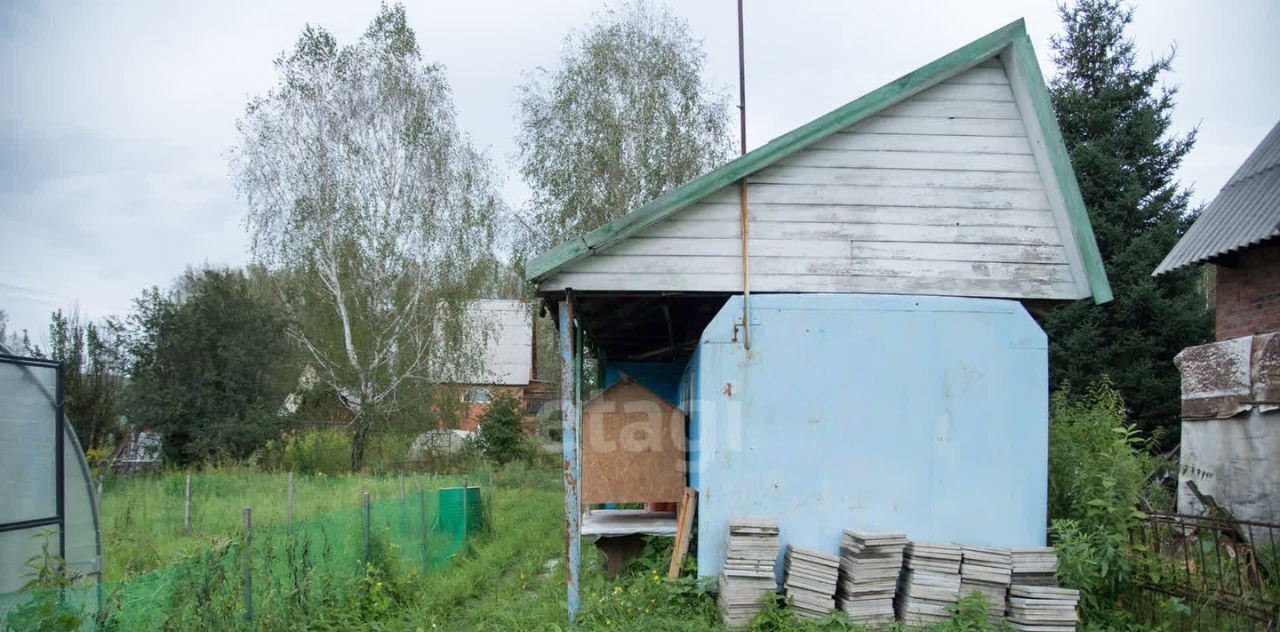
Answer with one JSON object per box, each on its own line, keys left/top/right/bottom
{"left": 474, "top": 392, "right": 528, "bottom": 466}
{"left": 1048, "top": 379, "right": 1167, "bottom": 625}
{"left": 279, "top": 428, "right": 352, "bottom": 475}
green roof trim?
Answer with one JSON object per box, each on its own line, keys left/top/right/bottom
{"left": 1008, "top": 34, "right": 1111, "bottom": 303}
{"left": 526, "top": 18, "right": 1112, "bottom": 304}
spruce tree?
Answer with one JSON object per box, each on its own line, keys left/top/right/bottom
{"left": 1043, "top": 0, "right": 1212, "bottom": 446}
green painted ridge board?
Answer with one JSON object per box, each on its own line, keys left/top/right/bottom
{"left": 526, "top": 18, "right": 1028, "bottom": 282}
{"left": 1009, "top": 35, "right": 1112, "bottom": 304}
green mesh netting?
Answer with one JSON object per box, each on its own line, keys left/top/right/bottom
{"left": 0, "top": 472, "right": 491, "bottom": 631}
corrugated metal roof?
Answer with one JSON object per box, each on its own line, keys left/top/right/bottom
{"left": 1155, "top": 121, "right": 1280, "bottom": 275}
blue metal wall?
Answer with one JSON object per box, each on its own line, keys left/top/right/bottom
{"left": 691, "top": 293, "right": 1048, "bottom": 579}
{"left": 603, "top": 361, "right": 686, "bottom": 407}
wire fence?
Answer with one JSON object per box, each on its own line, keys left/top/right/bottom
{"left": 1, "top": 471, "right": 493, "bottom": 631}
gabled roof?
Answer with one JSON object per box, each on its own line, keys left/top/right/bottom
{"left": 1155, "top": 121, "right": 1280, "bottom": 275}
{"left": 527, "top": 18, "right": 1111, "bottom": 304}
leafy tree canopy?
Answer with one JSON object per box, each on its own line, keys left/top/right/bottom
{"left": 515, "top": 0, "right": 734, "bottom": 258}
{"left": 125, "top": 267, "right": 292, "bottom": 465}
{"left": 232, "top": 3, "right": 502, "bottom": 470}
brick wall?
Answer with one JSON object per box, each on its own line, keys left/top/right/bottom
{"left": 1215, "top": 239, "right": 1280, "bottom": 340}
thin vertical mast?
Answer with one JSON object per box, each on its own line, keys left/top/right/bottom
{"left": 737, "top": 0, "right": 751, "bottom": 350}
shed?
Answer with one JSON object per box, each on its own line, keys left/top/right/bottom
{"left": 527, "top": 19, "right": 1110, "bottom": 622}
{"left": 1155, "top": 120, "right": 1280, "bottom": 529}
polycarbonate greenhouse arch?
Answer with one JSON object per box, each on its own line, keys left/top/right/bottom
{"left": 0, "top": 342, "right": 103, "bottom": 616}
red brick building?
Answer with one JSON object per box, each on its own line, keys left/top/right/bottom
{"left": 1155, "top": 121, "right": 1279, "bottom": 527}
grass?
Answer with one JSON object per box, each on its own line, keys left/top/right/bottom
{"left": 83, "top": 464, "right": 1041, "bottom": 631}
{"left": 99, "top": 466, "right": 479, "bottom": 581}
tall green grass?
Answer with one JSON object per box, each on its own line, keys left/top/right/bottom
{"left": 100, "top": 465, "right": 475, "bottom": 581}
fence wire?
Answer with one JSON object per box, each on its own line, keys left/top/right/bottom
{"left": 1, "top": 472, "right": 493, "bottom": 631}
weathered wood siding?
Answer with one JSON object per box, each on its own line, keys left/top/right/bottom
{"left": 541, "top": 59, "right": 1087, "bottom": 300}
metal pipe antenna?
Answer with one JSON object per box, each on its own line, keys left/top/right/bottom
{"left": 737, "top": 0, "right": 751, "bottom": 350}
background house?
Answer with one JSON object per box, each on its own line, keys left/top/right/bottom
{"left": 448, "top": 299, "right": 536, "bottom": 431}
{"left": 1155, "top": 120, "right": 1280, "bottom": 528}
{"left": 528, "top": 19, "right": 1112, "bottom": 614}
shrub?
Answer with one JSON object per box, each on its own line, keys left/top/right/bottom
{"left": 474, "top": 392, "right": 528, "bottom": 466}
{"left": 1048, "top": 379, "right": 1167, "bottom": 625}
{"left": 280, "top": 428, "right": 352, "bottom": 475}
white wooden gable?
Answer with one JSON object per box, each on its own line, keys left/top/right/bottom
{"left": 537, "top": 57, "right": 1091, "bottom": 300}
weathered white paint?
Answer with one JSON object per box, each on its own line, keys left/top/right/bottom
{"left": 540, "top": 62, "right": 1088, "bottom": 300}
{"left": 1000, "top": 47, "right": 1091, "bottom": 296}
{"left": 433, "top": 299, "right": 533, "bottom": 386}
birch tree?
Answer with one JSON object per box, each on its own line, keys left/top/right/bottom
{"left": 515, "top": 0, "right": 734, "bottom": 255}
{"left": 232, "top": 4, "right": 502, "bottom": 470}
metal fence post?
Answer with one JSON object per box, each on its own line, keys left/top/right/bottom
{"left": 400, "top": 474, "right": 407, "bottom": 535}
{"left": 362, "top": 491, "right": 371, "bottom": 567}
{"left": 183, "top": 474, "right": 191, "bottom": 536}
{"left": 242, "top": 507, "right": 252, "bottom": 622}
{"left": 418, "top": 478, "right": 428, "bottom": 572}
{"left": 462, "top": 475, "right": 470, "bottom": 538}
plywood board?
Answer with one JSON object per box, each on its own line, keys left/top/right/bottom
{"left": 581, "top": 379, "right": 686, "bottom": 504}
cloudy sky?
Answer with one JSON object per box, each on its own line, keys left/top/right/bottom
{"left": 1, "top": 0, "right": 1276, "bottom": 340}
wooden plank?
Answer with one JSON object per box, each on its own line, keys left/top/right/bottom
{"left": 942, "top": 67, "right": 1009, "bottom": 85}
{"left": 683, "top": 204, "right": 1059, "bottom": 228}
{"left": 1001, "top": 46, "right": 1092, "bottom": 299}
{"left": 845, "top": 115, "right": 1026, "bottom": 138}
{"left": 748, "top": 165, "right": 1046, "bottom": 189}
{"left": 701, "top": 183, "right": 1050, "bottom": 209}
{"left": 1005, "top": 39, "right": 1110, "bottom": 301}
{"left": 667, "top": 487, "right": 696, "bottom": 578}
{"left": 879, "top": 99, "right": 1021, "bottom": 120}
{"left": 541, "top": 270, "right": 1083, "bottom": 299}
{"left": 811, "top": 132, "right": 1033, "bottom": 155}
{"left": 913, "top": 82, "right": 1014, "bottom": 102}
{"left": 601, "top": 237, "right": 1070, "bottom": 264}
{"left": 528, "top": 21, "right": 1031, "bottom": 284}
{"left": 782, "top": 148, "right": 1038, "bottom": 172}
{"left": 641, "top": 219, "right": 1062, "bottom": 245}
{"left": 570, "top": 254, "right": 1075, "bottom": 283}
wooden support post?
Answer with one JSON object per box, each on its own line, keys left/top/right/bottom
{"left": 668, "top": 487, "right": 697, "bottom": 578}
{"left": 242, "top": 507, "right": 252, "bottom": 621}
{"left": 286, "top": 472, "right": 294, "bottom": 533}
{"left": 362, "top": 491, "right": 372, "bottom": 567}
{"left": 183, "top": 474, "right": 191, "bottom": 536}
{"left": 559, "top": 298, "right": 582, "bottom": 625}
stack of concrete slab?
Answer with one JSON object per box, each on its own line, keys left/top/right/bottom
{"left": 718, "top": 517, "right": 780, "bottom": 628}
{"left": 782, "top": 545, "right": 839, "bottom": 619}
{"left": 836, "top": 530, "right": 907, "bottom": 626}
{"left": 1006, "top": 585, "right": 1079, "bottom": 632}
{"left": 896, "top": 542, "right": 962, "bottom": 626}
{"left": 1010, "top": 548, "right": 1059, "bottom": 586}
{"left": 960, "top": 545, "right": 1013, "bottom": 623}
